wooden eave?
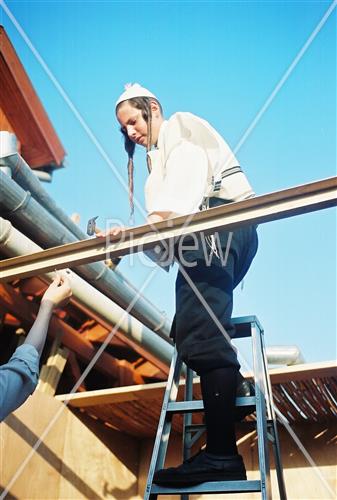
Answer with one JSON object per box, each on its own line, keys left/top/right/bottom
{"left": 56, "top": 361, "right": 337, "bottom": 437}
{"left": 0, "top": 26, "right": 65, "bottom": 169}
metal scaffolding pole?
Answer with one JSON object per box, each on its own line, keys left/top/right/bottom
{"left": 1, "top": 176, "right": 336, "bottom": 281}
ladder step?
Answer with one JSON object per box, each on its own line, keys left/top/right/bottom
{"left": 151, "top": 479, "right": 261, "bottom": 495}
{"left": 185, "top": 423, "right": 205, "bottom": 432}
{"left": 167, "top": 396, "right": 256, "bottom": 413}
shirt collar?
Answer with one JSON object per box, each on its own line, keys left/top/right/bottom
{"left": 155, "top": 120, "right": 168, "bottom": 150}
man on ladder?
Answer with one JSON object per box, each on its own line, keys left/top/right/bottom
{"left": 112, "top": 83, "right": 258, "bottom": 486}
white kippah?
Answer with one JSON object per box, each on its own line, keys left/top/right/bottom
{"left": 115, "top": 83, "right": 157, "bottom": 108}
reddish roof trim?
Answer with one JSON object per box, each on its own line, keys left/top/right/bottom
{"left": 0, "top": 26, "right": 66, "bottom": 169}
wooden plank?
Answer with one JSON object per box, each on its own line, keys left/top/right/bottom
{"left": 38, "top": 347, "right": 69, "bottom": 396}
{"left": 256, "top": 360, "right": 337, "bottom": 383}
{"left": 56, "top": 360, "right": 337, "bottom": 408}
{"left": 56, "top": 379, "right": 169, "bottom": 407}
{"left": 1, "top": 176, "right": 336, "bottom": 281}
{"left": 66, "top": 351, "right": 87, "bottom": 392}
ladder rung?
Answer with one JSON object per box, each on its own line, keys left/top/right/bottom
{"left": 151, "top": 479, "right": 261, "bottom": 495}
{"left": 167, "top": 396, "right": 256, "bottom": 413}
{"left": 186, "top": 421, "right": 258, "bottom": 434}
{"left": 185, "top": 423, "right": 205, "bottom": 432}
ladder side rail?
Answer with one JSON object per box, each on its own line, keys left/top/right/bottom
{"left": 260, "top": 328, "right": 288, "bottom": 500}
{"left": 259, "top": 328, "right": 273, "bottom": 422}
{"left": 182, "top": 366, "right": 194, "bottom": 461}
{"left": 251, "top": 321, "right": 272, "bottom": 500}
{"left": 181, "top": 366, "right": 194, "bottom": 500}
{"left": 144, "top": 348, "right": 183, "bottom": 500}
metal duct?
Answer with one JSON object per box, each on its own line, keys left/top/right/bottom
{"left": 266, "top": 346, "right": 305, "bottom": 365}
{"left": 32, "top": 170, "right": 52, "bottom": 183}
{"left": 0, "top": 217, "right": 174, "bottom": 368}
{"left": 0, "top": 165, "right": 171, "bottom": 341}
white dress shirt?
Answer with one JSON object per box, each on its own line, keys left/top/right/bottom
{"left": 145, "top": 113, "right": 254, "bottom": 217}
{"left": 143, "top": 112, "right": 255, "bottom": 270}
{"left": 145, "top": 138, "right": 208, "bottom": 216}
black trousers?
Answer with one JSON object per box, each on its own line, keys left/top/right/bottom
{"left": 170, "top": 198, "right": 258, "bottom": 376}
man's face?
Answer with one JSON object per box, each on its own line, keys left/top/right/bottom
{"left": 117, "top": 100, "right": 163, "bottom": 147}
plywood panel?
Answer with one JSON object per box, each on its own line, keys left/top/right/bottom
{"left": 0, "top": 390, "right": 141, "bottom": 499}
{"left": 59, "top": 410, "right": 140, "bottom": 499}
{"left": 0, "top": 390, "right": 66, "bottom": 498}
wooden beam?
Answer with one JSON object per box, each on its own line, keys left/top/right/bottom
{"left": 15, "top": 277, "right": 47, "bottom": 297}
{"left": 7, "top": 276, "right": 170, "bottom": 377}
{"left": 257, "top": 359, "right": 337, "bottom": 384}
{"left": 37, "top": 341, "right": 69, "bottom": 396}
{"left": 80, "top": 322, "right": 110, "bottom": 342}
{"left": 2, "top": 312, "right": 20, "bottom": 327}
{"left": 56, "top": 360, "right": 337, "bottom": 408}
{"left": 66, "top": 351, "right": 87, "bottom": 392}
{"left": 56, "top": 380, "right": 170, "bottom": 407}
{"left": 1, "top": 177, "right": 336, "bottom": 281}
{"left": 132, "top": 360, "right": 166, "bottom": 380}
{"left": 0, "top": 283, "right": 142, "bottom": 384}
{"left": 70, "top": 297, "right": 171, "bottom": 376}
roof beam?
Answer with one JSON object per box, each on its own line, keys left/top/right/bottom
{"left": 0, "top": 283, "right": 143, "bottom": 384}
{"left": 1, "top": 177, "right": 336, "bottom": 281}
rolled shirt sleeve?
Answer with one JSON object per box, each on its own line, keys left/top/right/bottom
{"left": 146, "top": 140, "right": 209, "bottom": 216}
{"left": 0, "top": 344, "right": 39, "bottom": 422}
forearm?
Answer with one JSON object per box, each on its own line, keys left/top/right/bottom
{"left": 24, "top": 300, "right": 54, "bottom": 356}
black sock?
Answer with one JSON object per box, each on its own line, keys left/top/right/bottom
{"left": 200, "top": 366, "right": 239, "bottom": 456}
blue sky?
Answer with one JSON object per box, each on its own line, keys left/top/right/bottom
{"left": 1, "top": 0, "right": 336, "bottom": 364}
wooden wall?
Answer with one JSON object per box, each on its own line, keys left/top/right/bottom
{"left": 1, "top": 392, "right": 335, "bottom": 499}
{"left": 0, "top": 390, "right": 141, "bottom": 499}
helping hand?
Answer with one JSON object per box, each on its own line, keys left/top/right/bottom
{"left": 41, "top": 272, "right": 72, "bottom": 309}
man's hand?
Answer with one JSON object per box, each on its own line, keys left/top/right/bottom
{"left": 41, "top": 272, "right": 72, "bottom": 309}
{"left": 96, "top": 226, "right": 126, "bottom": 238}
{"left": 147, "top": 211, "right": 175, "bottom": 224}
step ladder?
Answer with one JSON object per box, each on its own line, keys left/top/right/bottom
{"left": 144, "top": 316, "right": 287, "bottom": 499}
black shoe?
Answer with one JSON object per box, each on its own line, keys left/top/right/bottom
{"left": 235, "top": 376, "right": 255, "bottom": 422}
{"left": 153, "top": 450, "right": 247, "bottom": 487}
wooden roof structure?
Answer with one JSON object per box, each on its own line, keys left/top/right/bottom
{"left": 0, "top": 278, "right": 167, "bottom": 392}
{"left": 0, "top": 26, "right": 65, "bottom": 170}
{"left": 0, "top": 26, "right": 167, "bottom": 394}
{"left": 56, "top": 361, "right": 337, "bottom": 438}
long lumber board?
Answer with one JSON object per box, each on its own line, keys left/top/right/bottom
{"left": 1, "top": 177, "right": 336, "bottom": 281}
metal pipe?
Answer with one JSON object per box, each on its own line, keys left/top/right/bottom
{"left": 0, "top": 131, "right": 17, "bottom": 157}
{"left": 0, "top": 217, "right": 174, "bottom": 368}
{"left": 0, "top": 167, "right": 171, "bottom": 339}
{"left": 0, "top": 134, "right": 51, "bottom": 181}
{"left": 32, "top": 170, "right": 52, "bottom": 182}
{"left": 266, "top": 346, "right": 305, "bottom": 365}
{"left": 0, "top": 147, "right": 85, "bottom": 240}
